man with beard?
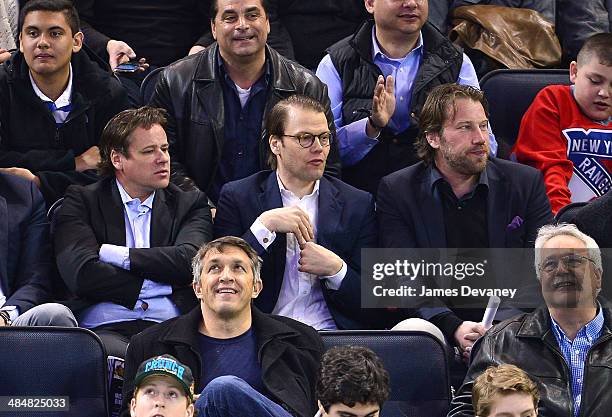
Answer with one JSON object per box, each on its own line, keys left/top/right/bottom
{"left": 376, "top": 83, "right": 552, "bottom": 352}
{"left": 448, "top": 223, "right": 612, "bottom": 417}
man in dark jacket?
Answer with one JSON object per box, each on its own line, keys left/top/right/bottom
{"left": 54, "top": 107, "right": 212, "bottom": 358}
{"left": 0, "top": 172, "right": 76, "bottom": 327}
{"left": 449, "top": 223, "right": 612, "bottom": 417}
{"left": 150, "top": 0, "right": 340, "bottom": 204}
{"left": 315, "top": 0, "right": 490, "bottom": 195}
{"left": 120, "top": 236, "right": 324, "bottom": 417}
{"left": 0, "top": 0, "right": 129, "bottom": 206}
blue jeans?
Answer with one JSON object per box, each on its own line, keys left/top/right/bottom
{"left": 195, "top": 376, "right": 294, "bottom": 417}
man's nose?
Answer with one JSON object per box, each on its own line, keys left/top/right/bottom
{"left": 37, "top": 34, "right": 50, "bottom": 48}
{"left": 237, "top": 14, "right": 249, "bottom": 29}
{"left": 310, "top": 136, "right": 324, "bottom": 152}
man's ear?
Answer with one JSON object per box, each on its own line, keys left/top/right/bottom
{"left": 186, "top": 402, "right": 195, "bottom": 417}
{"left": 251, "top": 279, "right": 263, "bottom": 299}
{"left": 72, "top": 31, "right": 84, "bottom": 53}
{"left": 269, "top": 135, "right": 281, "bottom": 155}
{"left": 364, "top": 0, "right": 375, "bottom": 15}
{"left": 193, "top": 281, "right": 203, "bottom": 299}
{"left": 110, "top": 149, "right": 123, "bottom": 171}
{"left": 426, "top": 131, "right": 441, "bottom": 149}
{"left": 211, "top": 19, "right": 217, "bottom": 41}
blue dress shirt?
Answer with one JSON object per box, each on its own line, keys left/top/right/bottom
{"left": 550, "top": 306, "right": 604, "bottom": 416}
{"left": 78, "top": 180, "right": 180, "bottom": 328}
{"left": 316, "top": 27, "right": 497, "bottom": 166}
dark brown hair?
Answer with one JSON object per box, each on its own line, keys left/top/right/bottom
{"left": 316, "top": 345, "right": 390, "bottom": 412}
{"left": 265, "top": 94, "right": 327, "bottom": 169}
{"left": 414, "top": 83, "right": 489, "bottom": 164}
{"left": 98, "top": 107, "right": 168, "bottom": 177}
{"left": 19, "top": 0, "right": 80, "bottom": 36}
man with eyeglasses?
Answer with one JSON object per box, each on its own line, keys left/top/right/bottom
{"left": 214, "top": 94, "right": 377, "bottom": 330}
{"left": 449, "top": 223, "right": 612, "bottom": 417}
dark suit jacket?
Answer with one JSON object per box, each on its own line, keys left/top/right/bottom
{"left": 376, "top": 158, "right": 553, "bottom": 337}
{"left": 0, "top": 173, "right": 52, "bottom": 313}
{"left": 377, "top": 158, "right": 553, "bottom": 248}
{"left": 214, "top": 171, "right": 377, "bottom": 329}
{"left": 120, "top": 306, "right": 323, "bottom": 417}
{"left": 53, "top": 177, "right": 212, "bottom": 315}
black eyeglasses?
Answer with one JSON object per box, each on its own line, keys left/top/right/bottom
{"left": 540, "top": 254, "right": 595, "bottom": 273}
{"left": 281, "top": 132, "right": 333, "bottom": 148}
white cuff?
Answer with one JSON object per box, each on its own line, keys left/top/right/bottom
{"left": 250, "top": 218, "right": 276, "bottom": 250}
{"left": 322, "top": 261, "right": 347, "bottom": 290}
{"left": 99, "top": 244, "right": 131, "bottom": 270}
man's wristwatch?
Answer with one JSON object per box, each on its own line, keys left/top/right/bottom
{"left": 0, "top": 310, "right": 12, "bottom": 326}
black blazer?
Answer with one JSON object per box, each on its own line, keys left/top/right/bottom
{"left": 377, "top": 158, "right": 553, "bottom": 248}
{"left": 53, "top": 177, "right": 212, "bottom": 314}
{"left": 120, "top": 306, "right": 324, "bottom": 417}
{"left": 214, "top": 171, "right": 377, "bottom": 329}
{"left": 0, "top": 173, "right": 52, "bottom": 313}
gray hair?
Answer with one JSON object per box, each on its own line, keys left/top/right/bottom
{"left": 192, "top": 236, "right": 263, "bottom": 285}
{"left": 534, "top": 223, "right": 603, "bottom": 281}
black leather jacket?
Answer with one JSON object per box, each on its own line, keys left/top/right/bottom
{"left": 449, "top": 304, "right": 612, "bottom": 417}
{"left": 150, "top": 43, "right": 340, "bottom": 199}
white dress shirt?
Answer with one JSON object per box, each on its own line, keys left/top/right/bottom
{"left": 249, "top": 174, "right": 347, "bottom": 330}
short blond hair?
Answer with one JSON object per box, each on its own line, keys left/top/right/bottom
{"left": 473, "top": 364, "right": 539, "bottom": 417}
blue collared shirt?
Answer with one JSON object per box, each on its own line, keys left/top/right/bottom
{"left": 210, "top": 54, "right": 270, "bottom": 203}
{"left": 78, "top": 180, "right": 180, "bottom": 328}
{"left": 316, "top": 27, "right": 497, "bottom": 166}
{"left": 550, "top": 306, "right": 604, "bottom": 416}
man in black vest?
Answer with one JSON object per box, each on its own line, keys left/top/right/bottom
{"left": 316, "top": 0, "right": 493, "bottom": 195}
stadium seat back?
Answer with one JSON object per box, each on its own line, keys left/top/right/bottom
{"left": 320, "top": 330, "right": 451, "bottom": 417}
{"left": 480, "top": 69, "right": 571, "bottom": 158}
{"left": 0, "top": 327, "right": 109, "bottom": 417}
{"left": 140, "top": 66, "right": 166, "bottom": 105}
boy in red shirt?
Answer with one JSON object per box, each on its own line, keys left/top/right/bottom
{"left": 513, "top": 33, "right": 612, "bottom": 214}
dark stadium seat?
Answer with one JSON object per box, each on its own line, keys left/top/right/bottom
{"left": 480, "top": 69, "right": 571, "bottom": 159}
{"left": 140, "top": 66, "right": 166, "bottom": 105}
{"left": 0, "top": 327, "right": 109, "bottom": 417}
{"left": 320, "top": 330, "right": 451, "bottom": 417}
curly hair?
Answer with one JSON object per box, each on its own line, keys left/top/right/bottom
{"left": 316, "top": 346, "right": 390, "bottom": 412}
{"left": 473, "top": 364, "right": 539, "bottom": 417}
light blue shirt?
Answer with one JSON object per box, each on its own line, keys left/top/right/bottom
{"left": 550, "top": 306, "right": 604, "bottom": 416}
{"left": 78, "top": 180, "right": 180, "bottom": 328}
{"left": 316, "top": 27, "right": 497, "bottom": 166}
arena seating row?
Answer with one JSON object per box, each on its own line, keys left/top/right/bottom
{"left": 0, "top": 326, "right": 451, "bottom": 417}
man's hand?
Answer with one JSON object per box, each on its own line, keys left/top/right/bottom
{"left": 454, "top": 321, "right": 486, "bottom": 362}
{"left": 107, "top": 40, "right": 149, "bottom": 72}
{"left": 0, "top": 167, "right": 41, "bottom": 187}
{"left": 0, "top": 49, "right": 11, "bottom": 64}
{"left": 259, "top": 207, "right": 314, "bottom": 246}
{"left": 74, "top": 146, "right": 101, "bottom": 172}
{"left": 298, "top": 242, "right": 343, "bottom": 276}
{"left": 366, "top": 75, "right": 396, "bottom": 137}
{"left": 188, "top": 45, "right": 206, "bottom": 56}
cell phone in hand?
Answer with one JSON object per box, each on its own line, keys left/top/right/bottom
{"left": 114, "top": 61, "right": 140, "bottom": 73}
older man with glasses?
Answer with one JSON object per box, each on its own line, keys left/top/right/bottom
{"left": 449, "top": 223, "right": 612, "bottom": 417}
{"left": 213, "top": 94, "right": 377, "bottom": 330}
